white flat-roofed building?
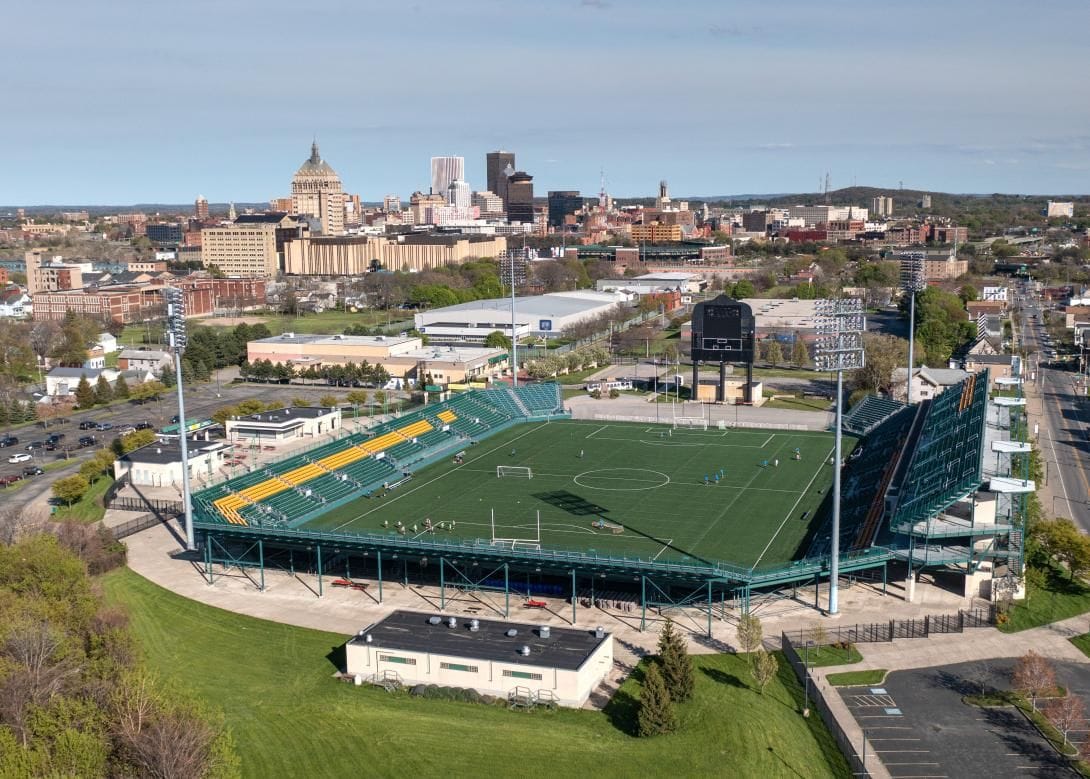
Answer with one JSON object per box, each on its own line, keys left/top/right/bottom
{"left": 345, "top": 610, "right": 613, "bottom": 708}
{"left": 224, "top": 405, "right": 342, "bottom": 443}
{"left": 596, "top": 271, "right": 705, "bottom": 294}
{"left": 113, "top": 438, "right": 233, "bottom": 488}
{"left": 415, "top": 291, "right": 630, "bottom": 343}
{"left": 247, "top": 333, "right": 421, "bottom": 366}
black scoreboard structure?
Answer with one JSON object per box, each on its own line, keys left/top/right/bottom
{"left": 689, "top": 295, "right": 756, "bottom": 403}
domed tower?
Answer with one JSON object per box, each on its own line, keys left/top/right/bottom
{"left": 290, "top": 141, "right": 345, "bottom": 235}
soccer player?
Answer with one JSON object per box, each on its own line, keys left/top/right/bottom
{"left": 510, "top": 448, "right": 516, "bottom": 457}
{"left": 704, "top": 475, "right": 710, "bottom": 486}
{"left": 773, "top": 459, "right": 779, "bottom": 467}
{"left": 579, "top": 449, "right": 584, "bottom": 458}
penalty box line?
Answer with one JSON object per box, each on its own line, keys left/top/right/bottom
{"left": 327, "top": 423, "right": 548, "bottom": 533}
{"left": 750, "top": 443, "right": 834, "bottom": 569}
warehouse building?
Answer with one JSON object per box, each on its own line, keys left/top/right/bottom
{"left": 414, "top": 290, "right": 630, "bottom": 344}
{"left": 345, "top": 611, "right": 613, "bottom": 708}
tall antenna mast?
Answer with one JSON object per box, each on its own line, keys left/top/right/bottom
{"left": 824, "top": 172, "right": 831, "bottom": 204}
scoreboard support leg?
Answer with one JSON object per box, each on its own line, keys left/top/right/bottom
{"left": 692, "top": 361, "right": 699, "bottom": 402}
{"left": 745, "top": 363, "right": 753, "bottom": 404}
{"left": 718, "top": 361, "right": 727, "bottom": 403}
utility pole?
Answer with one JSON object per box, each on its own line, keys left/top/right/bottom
{"left": 164, "top": 287, "right": 195, "bottom": 551}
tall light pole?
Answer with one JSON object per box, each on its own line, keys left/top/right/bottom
{"left": 900, "top": 255, "right": 925, "bottom": 403}
{"left": 164, "top": 287, "right": 195, "bottom": 551}
{"left": 501, "top": 248, "right": 523, "bottom": 388}
{"left": 814, "top": 297, "right": 865, "bottom": 615}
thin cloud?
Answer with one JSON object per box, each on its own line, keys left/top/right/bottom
{"left": 580, "top": 0, "right": 611, "bottom": 8}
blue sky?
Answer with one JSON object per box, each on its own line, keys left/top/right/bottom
{"left": 3, "top": 0, "right": 1089, "bottom": 204}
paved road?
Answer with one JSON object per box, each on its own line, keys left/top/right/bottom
{"left": 0, "top": 378, "right": 393, "bottom": 504}
{"left": 1020, "top": 302, "right": 1090, "bottom": 530}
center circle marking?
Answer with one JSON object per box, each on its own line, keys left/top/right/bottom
{"left": 572, "top": 468, "right": 671, "bottom": 491}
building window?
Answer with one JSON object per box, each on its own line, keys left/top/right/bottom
{"left": 440, "top": 662, "right": 478, "bottom": 673}
{"left": 378, "top": 654, "right": 417, "bottom": 665}
{"left": 502, "top": 670, "right": 542, "bottom": 680}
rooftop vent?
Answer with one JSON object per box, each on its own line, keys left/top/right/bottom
{"left": 469, "top": 619, "right": 479, "bottom": 632}
{"left": 519, "top": 645, "right": 530, "bottom": 656}
{"left": 447, "top": 616, "right": 457, "bottom": 629}
{"left": 428, "top": 616, "right": 442, "bottom": 625}
{"left": 505, "top": 628, "right": 518, "bottom": 638}
{"left": 595, "top": 626, "right": 605, "bottom": 639}
{"left": 539, "top": 625, "right": 551, "bottom": 639}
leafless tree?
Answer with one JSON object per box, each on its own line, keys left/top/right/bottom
{"left": 1044, "top": 695, "right": 1087, "bottom": 749}
{"left": 1013, "top": 650, "right": 1057, "bottom": 711}
{"left": 966, "top": 659, "right": 994, "bottom": 696}
{"left": 0, "top": 506, "right": 20, "bottom": 545}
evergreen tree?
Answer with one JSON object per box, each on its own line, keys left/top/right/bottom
{"left": 657, "top": 619, "right": 694, "bottom": 702}
{"left": 637, "top": 662, "right": 677, "bottom": 737}
{"left": 75, "top": 375, "right": 96, "bottom": 409}
{"left": 113, "top": 373, "right": 130, "bottom": 399}
{"left": 791, "top": 336, "right": 810, "bottom": 368}
{"left": 94, "top": 375, "right": 113, "bottom": 405}
{"left": 0, "top": 400, "right": 8, "bottom": 426}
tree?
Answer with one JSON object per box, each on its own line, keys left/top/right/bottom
{"left": 762, "top": 340, "right": 783, "bottom": 367}
{"left": 790, "top": 336, "right": 810, "bottom": 369}
{"left": 112, "top": 373, "right": 130, "bottom": 399}
{"left": 751, "top": 650, "right": 779, "bottom": 694}
{"left": 53, "top": 474, "right": 90, "bottom": 506}
{"left": 966, "top": 660, "right": 994, "bottom": 696}
{"left": 291, "top": 397, "right": 313, "bottom": 408}
{"left": 958, "top": 284, "right": 979, "bottom": 304}
{"left": 1044, "top": 695, "right": 1087, "bottom": 749}
{"left": 319, "top": 394, "right": 339, "bottom": 408}
{"left": 657, "top": 619, "right": 694, "bottom": 703}
{"left": 94, "top": 374, "right": 113, "bottom": 405}
{"left": 736, "top": 614, "right": 763, "bottom": 654}
{"left": 636, "top": 662, "right": 677, "bottom": 737}
{"left": 484, "top": 330, "right": 512, "bottom": 350}
{"left": 1013, "top": 650, "right": 1056, "bottom": 711}
{"left": 75, "top": 375, "right": 96, "bottom": 409}
{"left": 853, "top": 333, "right": 908, "bottom": 395}
{"left": 1030, "top": 518, "right": 1090, "bottom": 580}
{"left": 112, "top": 429, "right": 157, "bottom": 456}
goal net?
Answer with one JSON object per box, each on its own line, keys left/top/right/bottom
{"left": 496, "top": 465, "right": 533, "bottom": 479}
{"left": 674, "top": 417, "right": 708, "bottom": 430}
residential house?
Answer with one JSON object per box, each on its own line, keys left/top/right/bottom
{"left": 0, "top": 288, "right": 31, "bottom": 318}
{"left": 96, "top": 332, "right": 119, "bottom": 354}
{"left": 117, "top": 348, "right": 174, "bottom": 374}
{"left": 83, "top": 346, "right": 106, "bottom": 370}
{"left": 892, "top": 366, "right": 970, "bottom": 403}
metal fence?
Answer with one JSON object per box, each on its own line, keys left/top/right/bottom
{"left": 109, "top": 512, "right": 177, "bottom": 540}
{"left": 107, "top": 496, "right": 184, "bottom": 514}
{"left": 782, "top": 605, "right": 994, "bottom": 646}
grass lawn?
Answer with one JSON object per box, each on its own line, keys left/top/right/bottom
{"left": 204, "top": 309, "right": 415, "bottom": 336}
{"left": 807, "top": 645, "right": 864, "bottom": 668}
{"left": 102, "top": 569, "right": 850, "bottom": 779}
{"left": 304, "top": 420, "right": 844, "bottom": 569}
{"left": 1069, "top": 634, "right": 1090, "bottom": 658}
{"left": 763, "top": 396, "right": 832, "bottom": 412}
{"left": 998, "top": 567, "right": 1090, "bottom": 633}
{"left": 555, "top": 366, "right": 613, "bottom": 385}
{"left": 53, "top": 475, "right": 112, "bottom": 524}
{"left": 826, "top": 670, "right": 887, "bottom": 687}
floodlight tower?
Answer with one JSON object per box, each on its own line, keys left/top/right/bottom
{"left": 814, "top": 298, "right": 865, "bottom": 615}
{"left": 900, "top": 256, "right": 926, "bottom": 403}
{"left": 164, "top": 287, "right": 195, "bottom": 551}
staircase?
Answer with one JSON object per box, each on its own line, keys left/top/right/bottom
{"left": 1009, "top": 529, "right": 1024, "bottom": 574}
{"left": 368, "top": 670, "right": 403, "bottom": 693}
{"left": 506, "top": 387, "right": 532, "bottom": 418}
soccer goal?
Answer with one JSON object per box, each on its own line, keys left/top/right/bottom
{"left": 674, "top": 417, "right": 708, "bottom": 430}
{"left": 497, "top": 465, "right": 533, "bottom": 479}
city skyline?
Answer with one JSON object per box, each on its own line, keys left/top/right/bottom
{"left": 2, "top": 0, "right": 1089, "bottom": 204}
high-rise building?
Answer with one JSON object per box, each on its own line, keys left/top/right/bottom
{"left": 506, "top": 171, "right": 534, "bottom": 224}
{"left": 201, "top": 213, "right": 305, "bottom": 278}
{"left": 655, "top": 180, "right": 671, "bottom": 210}
{"left": 447, "top": 179, "right": 471, "bottom": 209}
{"left": 486, "top": 151, "right": 516, "bottom": 211}
{"left": 383, "top": 195, "right": 402, "bottom": 213}
{"left": 409, "top": 192, "right": 447, "bottom": 225}
{"left": 269, "top": 197, "right": 293, "bottom": 213}
{"left": 547, "top": 191, "right": 582, "bottom": 228}
{"left": 430, "top": 156, "right": 465, "bottom": 198}
{"left": 291, "top": 141, "right": 345, "bottom": 235}
{"left": 471, "top": 191, "right": 504, "bottom": 217}
{"left": 194, "top": 195, "right": 209, "bottom": 220}
{"left": 871, "top": 196, "right": 894, "bottom": 218}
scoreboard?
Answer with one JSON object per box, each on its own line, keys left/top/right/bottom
{"left": 690, "top": 295, "right": 755, "bottom": 364}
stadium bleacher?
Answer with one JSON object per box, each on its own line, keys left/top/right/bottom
{"left": 195, "top": 386, "right": 568, "bottom": 528}
{"left": 842, "top": 395, "right": 908, "bottom": 436}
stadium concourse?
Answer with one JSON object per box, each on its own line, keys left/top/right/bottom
{"left": 192, "top": 370, "right": 1022, "bottom": 628}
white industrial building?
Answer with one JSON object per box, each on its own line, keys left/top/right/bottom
{"left": 224, "top": 406, "right": 342, "bottom": 444}
{"left": 414, "top": 290, "right": 631, "bottom": 344}
{"left": 345, "top": 611, "right": 614, "bottom": 708}
{"left": 596, "top": 271, "right": 706, "bottom": 295}
{"left": 113, "top": 438, "right": 233, "bottom": 488}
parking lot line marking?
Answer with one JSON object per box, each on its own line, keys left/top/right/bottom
{"left": 875, "top": 750, "right": 930, "bottom": 754}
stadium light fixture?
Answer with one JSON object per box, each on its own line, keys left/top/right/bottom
{"left": 164, "top": 287, "right": 195, "bottom": 552}
{"left": 813, "top": 297, "right": 865, "bottom": 616}
{"left": 900, "top": 256, "right": 926, "bottom": 404}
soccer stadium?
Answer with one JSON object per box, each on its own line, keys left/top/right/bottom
{"left": 193, "top": 369, "right": 1032, "bottom": 623}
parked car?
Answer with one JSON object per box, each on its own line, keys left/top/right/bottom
{"left": 0, "top": 436, "right": 17, "bottom": 448}
{"left": 22, "top": 466, "right": 44, "bottom": 477}
{"left": 25, "top": 441, "right": 46, "bottom": 451}
{"left": 79, "top": 420, "right": 97, "bottom": 430}
{"left": 7, "top": 452, "right": 32, "bottom": 463}
{"left": 45, "top": 433, "right": 65, "bottom": 444}
{"left": 95, "top": 422, "right": 114, "bottom": 431}
{"left": 0, "top": 474, "right": 22, "bottom": 487}
{"left": 134, "top": 421, "right": 153, "bottom": 431}
{"left": 170, "top": 415, "right": 180, "bottom": 424}
{"left": 116, "top": 425, "right": 137, "bottom": 436}
{"left": 78, "top": 435, "right": 97, "bottom": 448}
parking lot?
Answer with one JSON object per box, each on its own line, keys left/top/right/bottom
{"left": 839, "top": 660, "right": 1072, "bottom": 777}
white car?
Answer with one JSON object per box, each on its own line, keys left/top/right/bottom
{"left": 7, "top": 452, "right": 32, "bottom": 464}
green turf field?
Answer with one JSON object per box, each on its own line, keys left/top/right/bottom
{"left": 302, "top": 420, "right": 848, "bottom": 569}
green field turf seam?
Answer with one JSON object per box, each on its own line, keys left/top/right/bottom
{"left": 750, "top": 443, "right": 835, "bottom": 569}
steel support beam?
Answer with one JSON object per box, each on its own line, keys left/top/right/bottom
{"left": 377, "top": 550, "right": 383, "bottom": 603}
